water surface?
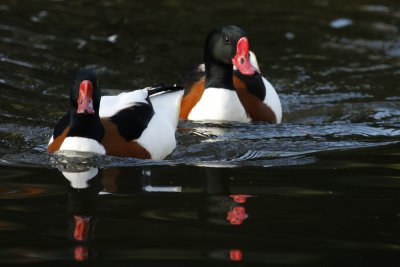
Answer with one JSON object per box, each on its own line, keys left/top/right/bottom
{"left": 0, "top": 0, "right": 399, "bottom": 265}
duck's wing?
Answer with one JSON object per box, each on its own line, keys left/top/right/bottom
{"left": 149, "top": 85, "right": 184, "bottom": 128}
{"left": 99, "top": 89, "right": 150, "bottom": 118}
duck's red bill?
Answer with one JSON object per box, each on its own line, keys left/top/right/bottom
{"left": 232, "top": 37, "right": 258, "bottom": 75}
{"left": 77, "top": 80, "right": 95, "bottom": 114}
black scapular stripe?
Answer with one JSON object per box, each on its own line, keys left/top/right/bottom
{"left": 110, "top": 102, "right": 154, "bottom": 141}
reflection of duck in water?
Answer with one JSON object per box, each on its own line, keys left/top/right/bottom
{"left": 61, "top": 165, "right": 183, "bottom": 241}
{"left": 226, "top": 194, "right": 250, "bottom": 225}
{"left": 62, "top": 165, "right": 144, "bottom": 261}
{"left": 195, "top": 168, "right": 251, "bottom": 226}
{"left": 58, "top": 163, "right": 252, "bottom": 262}
{"left": 199, "top": 194, "right": 250, "bottom": 226}
{"left": 63, "top": 167, "right": 102, "bottom": 261}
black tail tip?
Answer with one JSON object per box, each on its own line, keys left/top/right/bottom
{"left": 147, "top": 85, "right": 184, "bottom": 96}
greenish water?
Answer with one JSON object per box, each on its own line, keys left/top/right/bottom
{"left": 0, "top": 0, "right": 399, "bottom": 265}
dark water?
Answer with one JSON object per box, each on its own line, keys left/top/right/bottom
{"left": 0, "top": 0, "right": 400, "bottom": 265}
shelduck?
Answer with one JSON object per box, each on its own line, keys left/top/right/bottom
{"left": 48, "top": 69, "right": 183, "bottom": 159}
{"left": 177, "top": 25, "right": 282, "bottom": 123}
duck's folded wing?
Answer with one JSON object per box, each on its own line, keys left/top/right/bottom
{"left": 99, "top": 89, "right": 149, "bottom": 118}
{"left": 262, "top": 77, "right": 282, "bottom": 124}
{"left": 150, "top": 89, "right": 184, "bottom": 128}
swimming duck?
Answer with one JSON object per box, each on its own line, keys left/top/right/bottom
{"left": 48, "top": 69, "right": 183, "bottom": 159}
{"left": 177, "top": 25, "right": 282, "bottom": 123}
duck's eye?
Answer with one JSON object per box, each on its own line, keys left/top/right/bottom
{"left": 224, "top": 36, "right": 231, "bottom": 44}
